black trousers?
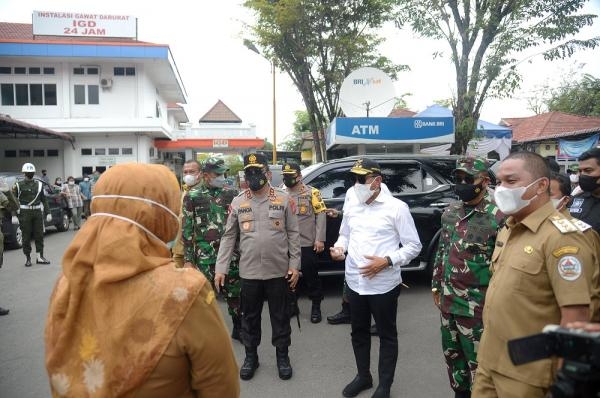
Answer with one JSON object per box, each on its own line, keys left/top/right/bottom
{"left": 347, "top": 284, "right": 401, "bottom": 388}
{"left": 240, "top": 277, "right": 291, "bottom": 348}
{"left": 300, "top": 246, "right": 323, "bottom": 302}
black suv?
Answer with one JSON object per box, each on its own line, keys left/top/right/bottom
{"left": 301, "top": 155, "right": 463, "bottom": 276}
{"left": 1, "top": 173, "right": 71, "bottom": 249}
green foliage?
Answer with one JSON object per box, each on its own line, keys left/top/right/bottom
{"left": 546, "top": 74, "right": 600, "bottom": 116}
{"left": 244, "top": 0, "right": 407, "bottom": 161}
{"left": 396, "top": 0, "right": 599, "bottom": 154}
{"left": 281, "top": 110, "right": 310, "bottom": 151}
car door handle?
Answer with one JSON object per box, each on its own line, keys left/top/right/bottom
{"left": 430, "top": 202, "right": 450, "bottom": 207}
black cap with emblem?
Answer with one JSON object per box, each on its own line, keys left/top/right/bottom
{"left": 282, "top": 162, "right": 301, "bottom": 175}
{"left": 350, "top": 158, "right": 381, "bottom": 175}
{"left": 243, "top": 153, "right": 268, "bottom": 170}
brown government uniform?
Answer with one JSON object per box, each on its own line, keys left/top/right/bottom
{"left": 473, "top": 201, "right": 597, "bottom": 397}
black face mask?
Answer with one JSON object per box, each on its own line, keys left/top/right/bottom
{"left": 454, "top": 182, "right": 484, "bottom": 202}
{"left": 24, "top": 173, "right": 34, "bottom": 180}
{"left": 283, "top": 176, "right": 298, "bottom": 188}
{"left": 246, "top": 173, "right": 267, "bottom": 191}
{"left": 578, "top": 174, "right": 600, "bottom": 193}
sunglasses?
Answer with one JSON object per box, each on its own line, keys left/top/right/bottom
{"left": 452, "top": 174, "right": 484, "bottom": 185}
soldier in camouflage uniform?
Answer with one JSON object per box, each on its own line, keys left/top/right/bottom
{"left": 432, "top": 157, "right": 504, "bottom": 398}
{"left": 0, "top": 177, "right": 19, "bottom": 315}
{"left": 13, "top": 163, "right": 52, "bottom": 267}
{"left": 182, "top": 157, "right": 241, "bottom": 340}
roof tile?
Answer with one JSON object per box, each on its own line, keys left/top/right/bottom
{"left": 501, "top": 112, "right": 600, "bottom": 142}
{"left": 199, "top": 100, "right": 242, "bottom": 123}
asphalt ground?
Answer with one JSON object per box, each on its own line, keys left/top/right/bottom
{"left": 0, "top": 227, "right": 450, "bottom": 398}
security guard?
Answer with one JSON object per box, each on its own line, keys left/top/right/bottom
{"left": 569, "top": 147, "right": 600, "bottom": 234}
{"left": 215, "top": 153, "right": 301, "bottom": 381}
{"left": 13, "top": 163, "right": 52, "bottom": 267}
{"left": 182, "top": 157, "right": 242, "bottom": 340}
{"left": 1, "top": 177, "right": 19, "bottom": 315}
{"left": 281, "top": 161, "right": 327, "bottom": 323}
{"left": 473, "top": 152, "right": 596, "bottom": 397}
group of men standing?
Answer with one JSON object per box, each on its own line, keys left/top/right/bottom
{"left": 434, "top": 149, "right": 600, "bottom": 398}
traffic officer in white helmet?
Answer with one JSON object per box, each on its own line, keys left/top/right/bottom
{"left": 13, "top": 163, "right": 52, "bottom": 266}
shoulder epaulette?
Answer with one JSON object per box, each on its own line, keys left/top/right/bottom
{"left": 570, "top": 218, "right": 592, "bottom": 233}
{"left": 549, "top": 215, "right": 579, "bottom": 234}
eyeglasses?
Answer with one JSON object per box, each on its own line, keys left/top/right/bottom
{"left": 355, "top": 174, "right": 378, "bottom": 184}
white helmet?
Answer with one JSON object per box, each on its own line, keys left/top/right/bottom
{"left": 22, "top": 163, "right": 36, "bottom": 173}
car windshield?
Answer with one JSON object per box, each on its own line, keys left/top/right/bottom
{"left": 301, "top": 162, "right": 324, "bottom": 177}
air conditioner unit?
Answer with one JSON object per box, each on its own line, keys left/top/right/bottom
{"left": 100, "top": 78, "right": 113, "bottom": 88}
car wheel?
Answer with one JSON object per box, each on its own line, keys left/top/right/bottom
{"left": 55, "top": 212, "right": 70, "bottom": 232}
{"left": 7, "top": 224, "right": 23, "bottom": 249}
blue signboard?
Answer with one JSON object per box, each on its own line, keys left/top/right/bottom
{"left": 326, "top": 117, "right": 455, "bottom": 149}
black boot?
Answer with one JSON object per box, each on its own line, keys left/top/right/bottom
{"left": 276, "top": 347, "right": 293, "bottom": 380}
{"left": 327, "top": 301, "right": 351, "bottom": 324}
{"left": 371, "top": 384, "right": 391, "bottom": 398}
{"left": 239, "top": 346, "right": 259, "bottom": 380}
{"left": 231, "top": 316, "right": 241, "bottom": 342}
{"left": 25, "top": 255, "right": 32, "bottom": 267}
{"left": 36, "top": 253, "right": 50, "bottom": 265}
{"left": 342, "top": 374, "right": 373, "bottom": 397}
{"left": 0, "top": 307, "right": 9, "bottom": 316}
{"left": 454, "top": 390, "right": 471, "bottom": 398}
{"left": 310, "top": 300, "right": 322, "bottom": 323}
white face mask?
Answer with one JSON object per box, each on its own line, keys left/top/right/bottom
{"left": 551, "top": 196, "right": 566, "bottom": 210}
{"left": 91, "top": 194, "right": 180, "bottom": 248}
{"left": 68, "top": 181, "right": 75, "bottom": 186}
{"left": 354, "top": 180, "right": 376, "bottom": 204}
{"left": 182, "top": 174, "right": 198, "bottom": 187}
{"left": 494, "top": 178, "right": 542, "bottom": 215}
{"left": 209, "top": 175, "right": 226, "bottom": 189}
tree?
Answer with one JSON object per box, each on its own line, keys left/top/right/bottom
{"left": 280, "top": 110, "right": 310, "bottom": 151}
{"left": 397, "top": 0, "right": 599, "bottom": 154}
{"left": 244, "top": 0, "right": 406, "bottom": 161}
{"left": 546, "top": 73, "right": 600, "bottom": 116}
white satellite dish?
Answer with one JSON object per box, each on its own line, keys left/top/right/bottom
{"left": 339, "top": 67, "right": 396, "bottom": 117}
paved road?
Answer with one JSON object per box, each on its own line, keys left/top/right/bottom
{"left": 0, "top": 227, "right": 451, "bottom": 397}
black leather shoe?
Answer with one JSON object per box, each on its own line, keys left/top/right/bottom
{"left": 0, "top": 307, "right": 9, "bottom": 316}
{"left": 327, "top": 302, "right": 351, "bottom": 325}
{"left": 371, "top": 385, "right": 390, "bottom": 398}
{"left": 36, "top": 256, "right": 51, "bottom": 265}
{"left": 343, "top": 374, "right": 373, "bottom": 397}
{"left": 240, "top": 353, "right": 259, "bottom": 380}
{"left": 276, "top": 347, "right": 293, "bottom": 380}
{"left": 25, "top": 257, "right": 32, "bottom": 267}
{"left": 310, "top": 301, "right": 322, "bottom": 323}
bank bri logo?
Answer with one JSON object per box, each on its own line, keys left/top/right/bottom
{"left": 352, "top": 77, "right": 383, "bottom": 86}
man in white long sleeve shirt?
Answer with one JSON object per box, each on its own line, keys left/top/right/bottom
{"left": 331, "top": 158, "right": 422, "bottom": 398}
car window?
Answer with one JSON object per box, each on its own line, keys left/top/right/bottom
{"left": 307, "top": 166, "right": 354, "bottom": 199}
{"left": 380, "top": 162, "right": 425, "bottom": 194}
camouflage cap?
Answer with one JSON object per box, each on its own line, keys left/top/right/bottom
{"left": 350, "top": 158, "right": 381, "bottom": 175}
{"left": 282, "top": 162, "right": 301, "bottom": 175}
{"left": 203, "top": 157, "right": 228, "bottom": 174}
{"left": 454, "top": 156, "right": 488, "bottom": 175}
{"left": 243, "top": 153, "right": 267, "bottom": 170}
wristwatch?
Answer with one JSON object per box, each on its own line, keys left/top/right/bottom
{"left": 384, "top": 256, "right": 393, "bottom": 267}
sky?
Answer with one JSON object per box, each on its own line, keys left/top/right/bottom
{"left": 1, "top": 0, "right": 600, "bottom": 147}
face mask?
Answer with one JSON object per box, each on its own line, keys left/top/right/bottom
{"left": 494, "top": 178, "right": 542, "bottom": 215}
{"left": 182, "top": 174, "right": 198, "bottom": 187}
{"left": 246, "top": 173, "right": 267, "bottom": 191}
{"left": 454, "top": 182, "right": 484, "bottom": 202}
{"left": 91, "top": 194, "right": 180, "bottom": 247}
{"left": 84, "top": 178, "right": 90, "bottom": 182}
{"left": 25, "top": 173, "right": 34, "bottom": 179}
{"left": 209, "top": 175, "right": 226, "bottom": 189}
{"left": 68, "top": 181, "right": 75, "bottom": 186}
{"left": 283, "top": 176, "right": 298, "bottom": 188}
{"left": 578, "top": 174, "right": 600, "bottom": 193}
{"left": 551, "top": 196, "right": 566, "bottom": 209}
{"left": 355, "top": 180, "right": 376, "bottom": 204}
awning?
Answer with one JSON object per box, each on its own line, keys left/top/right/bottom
{"left": 0, "top": 114, "right": 74, "bottom": 144}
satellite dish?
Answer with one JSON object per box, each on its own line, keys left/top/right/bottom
{"left": 339, "top": 67, "right": 396, "bottom": 117}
